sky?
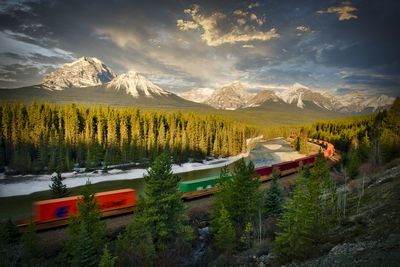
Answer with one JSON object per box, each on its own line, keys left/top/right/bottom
{"left": 0, "top": 0, "right": 399, "bottom": 96}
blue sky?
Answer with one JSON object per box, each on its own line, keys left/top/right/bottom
{"left": 0, "top": 0, "right": 399, "bottom": 96}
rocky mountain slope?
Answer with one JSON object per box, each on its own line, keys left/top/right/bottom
{"left": 180, "top": 82, "right": 395, "bottom": 113}
{"left": 246, "top": 89, "right": 282, "bottom": 108}
{"left": 1, "top": 56, "right": 395, "bottom": 113}
{"left": 206, "top": 81, "right": 253, "bottom": 110}
{"left": 0, "top": 57, "right": 204, "bottom": 108}
{"left": 42, "top": 57, "right": 116, "bottom": 90}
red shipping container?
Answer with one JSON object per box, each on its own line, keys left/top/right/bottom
{"left": 34, "top": 196, "right": 79, "bottom": 222}
{"left": 96, "top": 189, "right": 136, "bottom": 212}
{"left": 34, "top": 188, "right": 136, "bottom": 223}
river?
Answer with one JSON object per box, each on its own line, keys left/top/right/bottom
{"left": 0, "top": 138, "right": 303, "bottom": 198}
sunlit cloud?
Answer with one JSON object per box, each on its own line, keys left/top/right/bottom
{"left": 177, "top": 4, "right": 278, "bottom": 46}
{"left": 318, "top": 1, "right": 358, "bottom": 21}
{"left": 242, "top": 44, "right": 254, "bottom": 48}
{"left": 95, "top": 27, "right": 142, "bottom": 48}
{"left": 296, "top": 25, "right": 310, "bottom": 32}
{"left": 248, "top": 2, "right": 260, "bottom": 9}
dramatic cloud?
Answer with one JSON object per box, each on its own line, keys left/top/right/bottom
{"left": 296, "top": 25, "right": 310, "bottom": 32}
{"left": 177, "top": 4, "right": 279, "bottom": 46}
{"left": 0, "top": 0, "right": 398, "bottom": 96}
{"left": 318, "top": 1, "right": 358, "bottom": 21}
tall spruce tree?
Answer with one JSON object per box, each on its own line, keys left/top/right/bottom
{"left": 69, "top": 181, "right": 106, "bottom": 267}
{"left": 116, "top": 201, "right": 156, "bottom": 267}
{"left": 274, "top": 153, "right": 337, "bottom": 262}
{"left": 213, "top": 158, "right": 261, "bottom": 237}
{"left": 264, "top": 169, "right": 284, "bottom": 218}
{"left": 211, "top": 205, "right": 236, "bottom": 253}
{"left": 141, "top": 152, "right": 193, "bottom": 252}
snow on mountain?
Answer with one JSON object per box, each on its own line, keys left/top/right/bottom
{"left": 107, "top": 71, "right": 171, "bottom": 98}
{"left": 334, "top": 90, "right": 395, "bottom": 112}
{"left": 42, "top": 57, "right": 116, "bottom": 90}
{"left": 245, "top": 90, "right": 281, "bottom": 108}
{"left": 278, "top": 83, "right": 336, "bottom": 110}
{"left": 277, "top": 84, "right": 395, "bottom": 113}
{"left": 206, "top": 81, "right": 254, "bottom": 110}
{"left": 178, "top": 81, "right": 394, "bottom": 113}
{"left": 178, "top": 88, "right": 215, "bottom": 103}
{"left": 40, "top": 56, "right": 395, "bottom": 113}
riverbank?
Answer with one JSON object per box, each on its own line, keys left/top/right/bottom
{"left": 0, "top": 153, "right": 248, "bottom": 198}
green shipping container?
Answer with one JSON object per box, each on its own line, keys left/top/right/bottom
{"left": 179, "top": 175, "right": 223, "bottom": 193}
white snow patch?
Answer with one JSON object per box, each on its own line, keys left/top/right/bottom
{"left": 274, "top": 151, "right": 304, "bottom": 162}
{"left": 263, "top": 144, "right": 282, "bottom": 150}
{"left": 0, "top": 153, "right": 248, "bottom": 197}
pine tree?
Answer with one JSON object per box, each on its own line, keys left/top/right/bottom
{"left": 214, "top": 158, "right": 261, "bottom": 233}
{"left": 116, "top": 203, "right": 155, "bottom": 267}
{"left": 21, "top": 222, "right": 41, "bottom": 266}
{"left": 69, "top": 181, "right": 106, "bottom": 267}
{"left": 141, "top": 152, "right": 193, "bottom": 252}
{"left": 264, "top": 170, "right": 284, "bottom": 218}
{"left": 99, "top": 245, "right": 117, "bottom": 267}
{"left": 71, "top": 225, "right": 97, "bottom": 267}
{"left": 274, "top": 153, "right": 337, "bottom": 262}
{"left": 348, "top": 149, "right": 361, "bottom": 179}
{"left": 49, "top": 172, "right": 68, "bottom": 198}
{"left": 212, "top": 205, "right": 236, "bottom": 253}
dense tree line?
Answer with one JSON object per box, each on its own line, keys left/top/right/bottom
{"left": 306, "top": 98, "right": 400, "bottom": 176}
{"left": 0, "top": 102, "right": 253, "bottom": 174}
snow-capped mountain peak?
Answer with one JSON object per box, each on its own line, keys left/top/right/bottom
{"left": 178, "top": 88, "right": 215, "bottom": 103}
{"left": 42, "top": 57, "right": 116, "bottom": 90}
{"left": 206, "top": 81, "right": 254, "bottom": 110}
{"left": 107, "top": 71, "right": 170, "bottom": 98}
{"left": 278, "top": 83, "right": 312, "bottom": 108}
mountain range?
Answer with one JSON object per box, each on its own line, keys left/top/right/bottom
{"left": 179, "top": 82, "right": 395, "bottom": 113}
{"left": 0, "top": 57, "right": 395, "bottom": 113}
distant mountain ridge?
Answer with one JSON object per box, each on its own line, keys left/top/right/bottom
{"left": 179, "top": 82, "right": 395, "bottom": 113}
{"left": 0, "top": 56, "right": 395, "bottom": 113}
{"left": 0, "top": 57, "right": 204, "bottom": 108}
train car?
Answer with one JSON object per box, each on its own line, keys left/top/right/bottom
{"left": 273, "top": 160, "right": 300, "bottom": 176}
{"left": 255, "top": 166, "right": 273, "bottom": 181}
{"left": 179, "top": 175, "right": 226, "bottom": 199}
{"left": 95, "top": 189, "right": 137, "bottom": 217}
{"left": 300, "top": 154, "right": 317, "bottom": 167}
{"left": 179, "top": 175, "right": 231, "bottom": 199}
{"left": 34, "top": 196, "right": 79, "bottom": 223}
{"left": 32, "top": 188, "right": 137, "bottom": 229}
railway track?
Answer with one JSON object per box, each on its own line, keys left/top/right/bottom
{"left": 17, "top": 138, "right": 337, "bottom": 232}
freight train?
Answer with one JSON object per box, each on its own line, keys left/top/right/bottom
{"left": 20, "top": 139, "right": 335, "bottom": 230}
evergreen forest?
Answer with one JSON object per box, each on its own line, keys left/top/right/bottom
{"left": 0, "top": 103, "right": 254, "bottom": 174}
